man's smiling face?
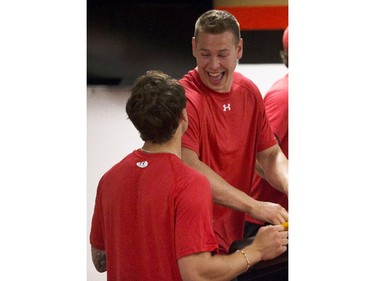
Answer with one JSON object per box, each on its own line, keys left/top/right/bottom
{"left": 193, "top": 31, "right": 243, "bottom": 93}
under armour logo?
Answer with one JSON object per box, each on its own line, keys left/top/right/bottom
{"left": 136, "top": 161, "right": 149, "bottom": 168}
{"left": 223, "top": 104, "right": 231, "bottom": 111}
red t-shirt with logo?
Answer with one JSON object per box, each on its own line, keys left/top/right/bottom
{"left": 90, "top": 150, "right": 218, "bottom": 280}
{"left": 180, "top": 69, "right": 276, "bottom": 253}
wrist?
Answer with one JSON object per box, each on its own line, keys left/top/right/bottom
{"left": 236, "top": 250, "right": 251, "bottom": 272}
{"left": 245, "top": 197, "right": 258, "bottom": 217}
{"left": 246, "top": 244, "right": 262, "bottom": 264}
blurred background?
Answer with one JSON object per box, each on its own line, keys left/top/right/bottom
{"left": 87, "top": 0, "right": 288, "bottom": 85}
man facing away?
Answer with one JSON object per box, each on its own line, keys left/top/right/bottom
{"left": 90, "top": 70, "right": 288, "bottom": 280}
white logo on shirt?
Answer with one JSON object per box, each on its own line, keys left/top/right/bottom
{"left": 223, "top": 104, "right": 231, "bottom": 111}
{"left": 136, "top": 161, "right": 149, "bottom": 168}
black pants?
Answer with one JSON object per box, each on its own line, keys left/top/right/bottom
{"left": 243, "top": 221, "right": 262, "bottom": 238}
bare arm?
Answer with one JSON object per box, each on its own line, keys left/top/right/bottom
{"left": 91, "top": 246, "right": 107, "bottom": 273}
{"left": 178, "top": 225, "right": 288, "bottom": 281}
{"left": 254, "top": 160, "right": 265, "bottom": 179}
{"left": 256, "top": 144, "right": 288, "bottom": 195}
{"left": 181, "top": 147, "right": 288, "bottom": 224}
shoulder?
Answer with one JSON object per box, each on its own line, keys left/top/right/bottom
{"left": 232, "top": 71, "right": 262, "bottom": 99}
{"left": 233, "top": 71, "right": 260, "bottom": 90}
{"left": 180, "top": 73, "right": 207, "bottom": 112}
{"left": 267, "top": 74, "right": 288, "bottom": 93}
{"left": 172, "top": 158, "right": 211, "bottom": 191}
{"left": 98, "top": 152, "right": 134, "bottom": 183}
{"left": 179, "top": 69, "right": 199, "bottom": 91}
{"left": 264, "top": 74, "right": 288, "bottom": 104}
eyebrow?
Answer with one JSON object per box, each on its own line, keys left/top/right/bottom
{"left": 197, "top": 48, "right": 230, "bottom": 53}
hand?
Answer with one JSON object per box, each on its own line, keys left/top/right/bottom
{"left": 249, "top": 201, "right": 288, "bottom": 225}
{"left": 249, "top": 225, "right": 288, "bottom": 261}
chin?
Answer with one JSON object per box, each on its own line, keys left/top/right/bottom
{"left": 211, "top": 80, "right": 229, "bottom": 93}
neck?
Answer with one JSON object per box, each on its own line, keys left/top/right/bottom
{"left": 141, "top": 138, "right": 181, "bottom": 159}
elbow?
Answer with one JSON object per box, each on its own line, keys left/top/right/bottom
{"left": 95, "top": 265, "right": 107, "bottom": 273}
{"left": 91, "top": 246, "right": 107, "bottom": 273}
{"left": 93, "top": 258, "right": 107, "bottom": 273}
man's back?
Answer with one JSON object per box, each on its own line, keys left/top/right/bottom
{"left": 90, "top": 150, "right": 217, "bottom": 280}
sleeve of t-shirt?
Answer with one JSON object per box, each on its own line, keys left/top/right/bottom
{"left": 264, "top": 88, "right": 288, "bottom": 143}
{"left": 90, "top": 180, "right": 105, "bottom": 251}
{"left": 181, "top": 93, "right": 201, "bottom": 156}
{"left": 174, "top": 172, "right": 218, "bottom": 259}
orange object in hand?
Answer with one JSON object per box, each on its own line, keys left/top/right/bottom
{"left": 281, "top": 222, "right": 288, "bottom": 230}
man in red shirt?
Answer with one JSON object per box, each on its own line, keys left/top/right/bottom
{"left": 90, "top": 70, "right": 288, "bottom": 280}
{"left": 180, "top": 10, "right": 289, "bottom": 254}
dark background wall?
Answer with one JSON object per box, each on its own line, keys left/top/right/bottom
{"left": 87, "top": 0, "right": 286, "bottom": 85}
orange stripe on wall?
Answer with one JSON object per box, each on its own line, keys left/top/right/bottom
{"left": 216, "top": 6, "right": 288, "bottom": 30}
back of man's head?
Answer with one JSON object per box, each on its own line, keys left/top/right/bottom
{"left": 126, "top": 70, "right": 186, "bottom": 144}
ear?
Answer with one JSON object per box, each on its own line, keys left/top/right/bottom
{"left": 237, "top": 38, "right": 243, "bottom": 60}
{"left": 192, "top": 37, "right": 197, "bottom": 58}
{"left": 179, "top": 108, "right": 189, "bottom": 133}
{"left": 181, "top": 108, "right": 188, "bottom": 123}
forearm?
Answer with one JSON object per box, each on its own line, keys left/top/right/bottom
{"left": 178, "top": 250, "right": 260, "bottom": 281}
{"left": 258, "top": 145, "right": 288, "bottom": 195}
{"left": 181, "top": 149, "right": 256, "bottom": 214}
{"left": 179, "top": 225, "right": 288, "bottom": 280}
{"left": 264, "top": 154, "right": 288, "bottom": 195}
{"left": 181, "top": 148, "right": 287, "bottom": 224}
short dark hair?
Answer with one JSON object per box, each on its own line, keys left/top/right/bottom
{"left": 194, "top": 9, "right": 241, "bottom": 45}
{"left": 126, "top": 70, "right": 186, "bottom": 144}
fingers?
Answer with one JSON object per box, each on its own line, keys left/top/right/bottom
{"left": 278, "top": 207, "right": 288, "bottom": 222}
{"left": 268, "top": 224, "right": 284, "bottom": 232}
{"left": 255, "top": 201, "right": 288, "bottom": 225}
{"left": 273, "top": 205, "right": 288, "bottom": 225}
{"left": 278, "top": 225, "right": 288, "bottom": 248}
{"left": 269, "top": 210, "right": 288, "bottom": 225}
{"left": 255, "top": 225, "right": 288, "bottom": 260}
{"left": 265, "top": 224, "right": 288, "bottom": 241}
{"left": 276, "top": 213, "right": 286, "bottom": 225}
{"left": 269, "top": 203, "right": 288, "bottom": 224}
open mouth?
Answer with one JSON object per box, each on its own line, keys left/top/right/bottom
{"left": 208, "top": 72, "right": 224, "bottom": 83}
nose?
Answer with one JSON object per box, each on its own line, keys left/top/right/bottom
{"left": 208, "top": 56, "right": 220, "bottom": 69}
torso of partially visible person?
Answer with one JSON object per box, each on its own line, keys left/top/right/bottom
{"left": 248, "top": 74, "right": 289, "bottom": 225}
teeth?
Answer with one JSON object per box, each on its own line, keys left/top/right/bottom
{"left": 209, "top": 73, "right": 221, "bottom": 77}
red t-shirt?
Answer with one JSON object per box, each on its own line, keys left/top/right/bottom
{"left": 180, "top": 69, "right": 276, "bottom": 253}
{"left": 248, "top": 74, "right": 289, "bottom": 225}
{"left": 90, "top": 150, "right": 218, "bottom": 281}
